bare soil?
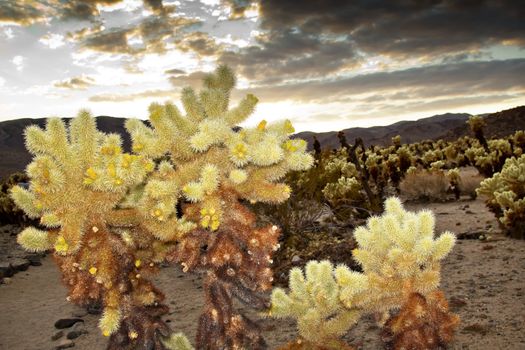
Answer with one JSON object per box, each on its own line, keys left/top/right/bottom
{"left": 1, "top": 197, "right": 524, "bottom": 350}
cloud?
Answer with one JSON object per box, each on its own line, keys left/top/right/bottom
{"left": 176, "top": 31, "right": 223, "bottom": 56}
{"left": 81, "top": 27, "right": 134, "bottom": 54}
{"left": 167, "top": 71, "right": 208, "bottom": 89}
{"left": 235, "top": 59, "right": 525, "bottom": 103}
{"left": 54, "top": 75, "right": 95, "bottom": 90}
{"left": 11, "top": 55, "right": 25, "bottom": 71}
{"left": 89, "top": 89, "right": 176, "bottom": 102}
{"left": 39, "top": 33, "right": 65, "bottom": 49}
{"left": 0, "top": 1, "right": 46, "bottom": 25}
{"left": 214, "top": 0, "right": 525, "bottom": 83}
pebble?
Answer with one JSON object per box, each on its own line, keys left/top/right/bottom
{"left": 66, "top": 331, "right": 83, "bottom": 340}
{"left": 291, "top": 255, "right": 301, "bottom": 263}
{"left": 55, "top": 339, "right": 75, "bottom": 349}
{"left": 51, "top": 331, "right": 64, "bottom": 341}
{"left": 1, "top": 277, "right": 12, "bottom": 285}
{"left": 0, "top": 262, "right": 14, "bottom": 278}
{"left": 54, "top": 318, "right": 84, "bottom": 329}
{"left": 10, "top": 258, "right": 30, "bottom": 272}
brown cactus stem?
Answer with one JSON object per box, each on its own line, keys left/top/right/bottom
{"left": 382, "top": 291, "right": 460, "bottom": 350}
{"left": 107, "top": 304, "right": 171, "bottom": 350}
{"left": 167, "top": 189, "right": 280, "bottom": 349}
{"left": 339, "top": 132, "right": 381, "bottom": 213}
{"left": 55, "top": 220, "right": 172, "bottom": 350}
{"left": 197, "top": 271, "right": 267, "bottom": 349}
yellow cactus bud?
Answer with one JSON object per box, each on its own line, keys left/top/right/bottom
{"left": 135, "top": 259, "right": 142, "bottom": 268}
{"left": 284, "top": 120, "right": 295, "bottom": 133}
{"left": 114, "top": 178, "right": 123, "bottom": 186}
{"left": 284, "top": 140, "right": 298, "bottom": 152}
{"left": 107, "top": 163, "right": 117, "bottom": 177}
{"left": 86, "top": 167, "right": 98, "bottom": 180}
{"left": 143, "top": 160, "right": 154, "bottom": 172}
{"left": 257, "top": 120, "right": 267, "bottom": 131}
{"left": 129, "top": 331, "right": 138, "bottom": 340}
{"left": 54, "top": 236, "right": 69, "bottom": 253}
{"left": 232, "top": 143, "right": 247, "bottom": 159}
{"left": 210, "top": 219, "right": 220, "bottom": 231}
{"left": 89, "top": 267, "right": 98, "bottom": 275}
{"left": 132, "top": 142, "right": 144, "bottom": 152}
{"left": 201, "top": 216, "right": 210, "bottom": 228}
{"left": 200, "top": 208, "right": 208, "bottom": 216}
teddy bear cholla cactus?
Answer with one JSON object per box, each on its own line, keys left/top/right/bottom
{"left": 11, "top": 65, "right": 313, "bottom": 349}
{"left": 477, "top": 154, "right": 525, "bottom": 239}
{"left": 10, "top": 113, "right": 183, "bottom": 348}
{"left": 270, "top": 197, "right": 459, "bottom": 349}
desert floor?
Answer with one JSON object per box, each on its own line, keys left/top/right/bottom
{"left": 1, "top": 197, "right": 524, "bottom": 350}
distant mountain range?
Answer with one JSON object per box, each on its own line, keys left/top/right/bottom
{"left": 295, "top": 106, "right": 525, "bottom": 150}
{"left": 1, "top": 106, "right": 524, "bottom": 181}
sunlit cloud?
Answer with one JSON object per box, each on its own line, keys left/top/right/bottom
{"left": 39, "top": 33, "right": 66, "bottom": 49}
{"left": 11, "top": 55, "right": 25, "bottom": 71}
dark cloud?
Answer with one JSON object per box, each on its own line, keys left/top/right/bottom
{"left": 176, "top": 31, "right": 223, "bottom": 56}
{"left": 54, "top": 75, "right": 95, "bottom": 90}
{"left": 217, "top": 0, "right": 525, "bottom": 82}
{"left": 164, "top": 68, "right": 186, "bottom": 75}
{"left": 222, "top": 0, "right": 256, "bottom": 19}
{"left": 235, "top": 59, "right": 525, "bottom": 103}
{"left": 219, "top": 29, "right": 358, "bottom": 82}
{"left": 255, "top": 0, "right": 525, "bottom": 56}
{"left": 0, "top": 1, "right": 47, "bottom": 25}
{"left": 81, "top": 28, "right": 134, "bottom": 54}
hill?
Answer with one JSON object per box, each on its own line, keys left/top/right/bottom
{"left": 1, "top": 106, "right": 524, "bottom": 180}
{"left": 294, "top": 113, "right": 471, "bottom": 150}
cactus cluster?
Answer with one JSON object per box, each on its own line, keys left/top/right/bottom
{"left": 477, "top": 154, "right": 525, "bottom": 239}
{"left": 270, "top": 197, "right": 459, "bottom": 349}
{"left": 11, "top": 65, "right": 313, "bottom": 349}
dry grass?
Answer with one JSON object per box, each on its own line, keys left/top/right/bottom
{"left": 400, "top": 170, "right": 450, "bottom": 201}
{"left": 458, "top": 168, "right": 484, "bottom": 198}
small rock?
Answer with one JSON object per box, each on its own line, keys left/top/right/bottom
{"left": 55, "top": 339, "right": 75, "bottom": 349}
{"left": 54, "top": 318, "right": 84, "bottom": 329}
{"left": 482, "top": 245, "right": 495, "bottom": 251}
{"left": 66, "top": 331, "right": 83, "bottom": 340}
{"left": 0, "top": 262, "right": 15, "bottom": 278}
{"left": 51, "top": 331, "right": 64, "bottom": 341}
{"left": 25, "top": 255, "right": 42, "bottom": 266}
{"left": 291, "top": 255, "right": 301, "bottom": 263}
{"left": 2, "top": 277, "right": 12, "bottom": 285}
{"left": 10, "top": 258, "right": 30, "bottom": 272}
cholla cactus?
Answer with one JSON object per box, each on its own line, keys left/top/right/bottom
{"left": 10, "top": 113, "right": 179, "bottom": 347}
{"left": 270, "top": 197, "right": 458, "bottom": 349}
{"left": 11, "top": 65, "right": 313, "bottom": 350}
{"left": 477, "top": 154, "right": 525, "bottom": 239}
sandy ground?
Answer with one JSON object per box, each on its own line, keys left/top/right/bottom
{"left": 1, "top": 197, "right": 524, "bottom": 350}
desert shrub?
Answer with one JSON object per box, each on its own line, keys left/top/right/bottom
{"left": 477, "top": 154, "right": 525, "bottom": 239}
{"left": 458, "top": 169, "right": 484, "bottom": 199}
{"left": 399, "top": 169, "right": 449, "bottom": 201}
{"left": 270, "top": 197, "right": 459, "bottom": 349}
{"left": 0, "top": 172, "right": 32, "bottom": 225}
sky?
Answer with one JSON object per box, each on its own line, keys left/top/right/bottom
{"left": 0, "top": 0, "right": 524, "bottom": 133}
